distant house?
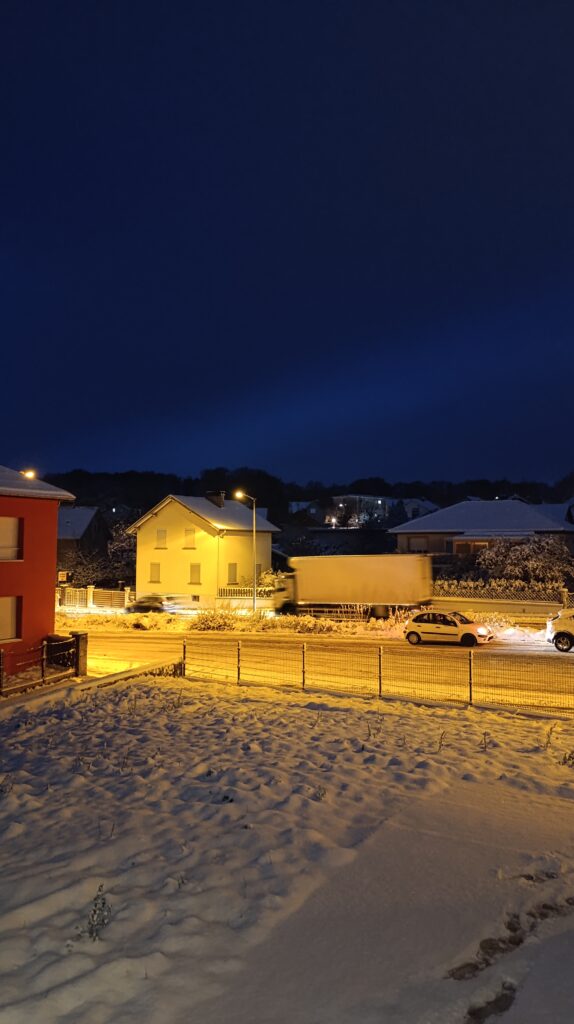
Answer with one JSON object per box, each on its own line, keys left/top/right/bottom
{"left": 389, "top": 498, "right": 574, "bottom": 555}
{"left": 127, "top": 493, "right": 280, "bottom": 607}
{"left": 57, "top": 507, "right": 112, "bottom": 568}
{"left": 327, "top": 494, "right": 437, "bottom": 527}
{"left": 0, "top": 465, "right": 74, "bottom": 675}
{"left": 287, "top": 500, "right": 324, "bottom": 524}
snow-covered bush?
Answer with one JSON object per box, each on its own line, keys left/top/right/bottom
{"left": 193, "top": 610, "right": 238, "bottom": 631}
{"left": 477, "top": 536, "right": 574, "bottom": 587}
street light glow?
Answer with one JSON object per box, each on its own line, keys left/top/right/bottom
{"left": 234, "top": 489, "right": 257, "bottom": 613}
{"left": 21, "top": 469, "right": 37, "bottom": 479}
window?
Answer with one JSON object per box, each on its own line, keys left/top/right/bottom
{"left": 183, "top": 528, "right": 196, "bottom": 549}
{"left": 227, "top": 563, "right": 238, "bottom": 585}
{"left": 149, "top": 562, "right": 161, "bottom": 583}
{"left": 155, "top": 529, "right": 167, "bottom": 548}
{"left": 0, "top": 597, "right": 20, "bottom": 641}
{"left": 408, "top": 536, "right": 428, "bottom": 552}
{"left": 189, "top": 563, "right": 201, "bottom": 585}
{"left": 0, "top": 518, "right": 22, "bottom": 560}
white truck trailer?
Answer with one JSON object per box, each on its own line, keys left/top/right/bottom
{"left": 273, "top": 553, "right": 432, "bottom": 617}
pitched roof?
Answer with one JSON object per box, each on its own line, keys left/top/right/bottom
{"left": 389, "top": 498, "right": 574, "bottom": 538}
{"left": 127, "top": 495, "right": 280, "bottom": 535}
{"left": 0, "top": 465, "right": 74, "bottom": 502}
{"left": 58, "top": 506, "right": 99, "bottom": 540}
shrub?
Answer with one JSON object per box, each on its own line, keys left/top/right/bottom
{"left": 193, "top": 610, "right": 237, "bottom": 631}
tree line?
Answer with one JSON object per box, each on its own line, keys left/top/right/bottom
{"left": 45, "top": 466, "right": 574, "bottom": 523}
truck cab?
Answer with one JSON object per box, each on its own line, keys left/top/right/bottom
{"left": 273, "top": 573, "right": 296, "bottom": 613}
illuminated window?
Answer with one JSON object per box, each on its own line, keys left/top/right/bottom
{"left": 189, "top": 563, "right": 201, "bottom": 584}
{"left": 149, "top": 562, "right": 161, "bottom": 583}
{"left": 0, "top": 518, "right": 22, "bottom": 560}
{"left": 155, "top": 529, "right": 167, "bottom": 548}
{"left": 0, "top": 597, "right": 20, "bottom": 640}
{"left": 183, "top": 528, "right": 196, "bottom": 548}
{"left": 227, "top": 563, "right": 238, "bottom": 585}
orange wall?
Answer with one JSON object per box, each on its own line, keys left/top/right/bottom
{"left": 0, "top": 496, "right": 59, "bottom": 674}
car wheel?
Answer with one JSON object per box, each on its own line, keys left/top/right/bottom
{"left": 554, "top": 633, "right": 574, "bottom": 653}
{"left": 406, "top": 632, "right": 421, "bottom": 645}
{"left": 461, "top": 633, "right": 477, "bottom": 647}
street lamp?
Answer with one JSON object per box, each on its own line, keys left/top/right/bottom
{"left": 234, "top": 490, "right": 257, "bottom": 613}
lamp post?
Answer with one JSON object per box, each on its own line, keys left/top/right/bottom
{"left": 234, "top": 490, "right": 257, "bottom": 613}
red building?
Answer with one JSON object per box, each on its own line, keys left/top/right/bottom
{"left": 0, "top": 466, "right": 74, "bottom": 677}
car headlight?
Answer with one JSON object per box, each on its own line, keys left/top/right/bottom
{"left": 477, "top": 626, "right": 489, "bottom": 636}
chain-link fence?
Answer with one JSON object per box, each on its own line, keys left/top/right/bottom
{"left": 182, "top": 636, "right": 574, "bottom": 716}
{"left": 433, "top": 579, "right": 566, "bottom": 602}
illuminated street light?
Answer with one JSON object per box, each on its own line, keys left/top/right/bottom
{"left": 234, "top": 490, "right": 257, "bottom": 613}
{"left": 20, "top": 469, "right": 37, "bottom": 479}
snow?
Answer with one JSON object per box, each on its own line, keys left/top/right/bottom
{"left": 2, "top": 676, "right": 574, "bottom": 1023}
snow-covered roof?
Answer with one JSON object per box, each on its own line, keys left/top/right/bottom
{"left": 58, "top": 506, "right": 99, "bottom": 540}
{"left": 0, "top": 465, "right": 74, "bottom": 502}
{"left": 389, "top": 498, "right": 574, "bottom": 537}
{"left": 128, "top": 495, "right": 280, "bottom": 535}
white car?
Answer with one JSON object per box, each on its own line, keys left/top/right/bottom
{"left": 546, "top": 609, "right": 574, "bottom": 653}
{"left": 404, "top": 610, "right": 494, "bottom": 647}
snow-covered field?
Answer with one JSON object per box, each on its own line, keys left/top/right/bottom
{"left": 2, "top": 676, "right": 574, "bottom": 1023}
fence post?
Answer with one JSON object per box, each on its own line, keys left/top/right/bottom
{"left": 124, "top": 587, "right": 131, "bottom": 607}
{"left": 378, "top": 646, "right": 383, "bottom": 699}
{"left": 86, "top": 585, "right": 95, "bottom": 609}
{"left": 70, "top": 631, "right": 88, "bottom": 676}
{"left": 468, "top": 649, "right": 473, "bottom": 705}
{"left": 41, "top": 640, "right": 47, "bottom": 683}
{"left": 0, "top": 649, "right": 4, "bottom": 695}
{"left": 181, "top": 638, "right": 187, "bottom": 678}
{"left": 302, "top": 642, "right": 306, "bottom": 691}
{"left": 237, "top": 640, "right": 241, "bottom": 685}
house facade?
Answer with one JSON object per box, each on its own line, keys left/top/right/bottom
{"left": 127, "top": 494, "right": 279, "bottom": 607}
{"left": 0, "top": 465, "right": 74, "bottom": 675}
{"left": 389, "top": 498, "right": 574, "bottom": 555}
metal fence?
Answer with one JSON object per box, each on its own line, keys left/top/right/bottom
{"left": 92, "top": 588, "right": 129, "bottom": 609}
{"left": 181, "top": 636, "right": 574, "bottom": 716}
{"left": 57, "top": 586, "right": 132, "bottom": 610}
{"left": 59, "top": 587, "right": 89, "bottom": 608}
{"left": 433, "top": 580, "right": 566, "bottom": 602}
{"left": 0, "top": 635, "right": 80, "bottom": 696}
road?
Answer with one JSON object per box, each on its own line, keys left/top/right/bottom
{"left": 87, "top": 630, "right": 574, "bottom": 715}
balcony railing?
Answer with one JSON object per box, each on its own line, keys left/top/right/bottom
{"left": 217, "top": 586, "right": 274, "bottom": 599}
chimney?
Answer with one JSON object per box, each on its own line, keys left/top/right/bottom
{"left": 205, "top": 491, "right": 226, "bottom": 509}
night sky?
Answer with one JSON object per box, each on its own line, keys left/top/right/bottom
{"left": 3, "top": 1, "right": 573, "bottom": 484}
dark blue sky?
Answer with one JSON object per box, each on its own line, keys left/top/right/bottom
{"left": 2, "top": 1, "right": 573, "bottom": 483}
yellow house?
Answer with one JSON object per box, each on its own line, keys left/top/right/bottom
{"left": 127, "top": 494, "right": 280, "bottom": 608}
